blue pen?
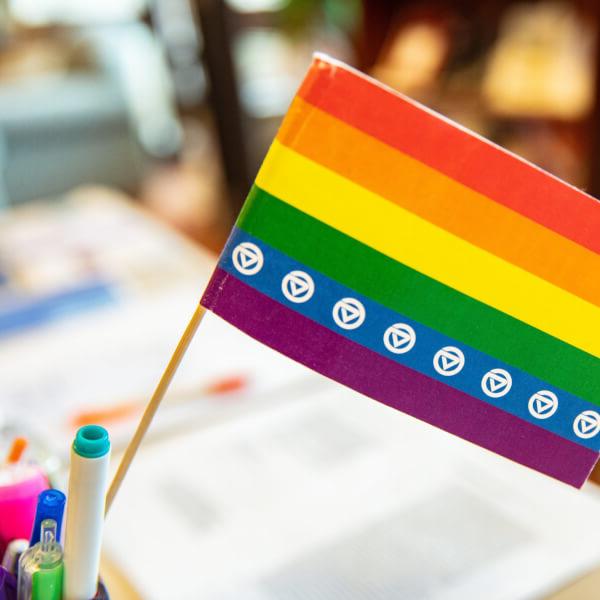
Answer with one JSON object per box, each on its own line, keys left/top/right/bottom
{"left": 29, "top": 490, "right": 66, "bottom": 547}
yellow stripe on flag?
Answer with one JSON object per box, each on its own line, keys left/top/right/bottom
{"left": 256, "top": 140, "right": 600, "bottom": 358}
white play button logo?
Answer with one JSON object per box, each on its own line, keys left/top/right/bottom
{"left": 528, "top": 390, "right": 558, "bottom": 419}
{"left": 332, "top": 298, "right": 366, "bottom": 330}
{"left": 383, "top": 323, "right": 416, "bottom": 354}
{"left": 433, "top": 346, "right": 465, "bottom": 376}
{"left": 232, "top": 242, "right": 263, "bottom": 275}
{"left": 281, "top": 270, "right": 315, "bottom": 303}
{"left": 481, "top": 368, "right": 512, "bottom": 398}
{"left": 573, "top": 410, "right": 600, "bottom": 439}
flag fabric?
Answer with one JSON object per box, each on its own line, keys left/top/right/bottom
{"left": 201, "top": 54, "right": 600, "bottom": 487}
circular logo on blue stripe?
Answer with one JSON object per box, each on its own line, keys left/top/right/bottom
{"left": 528, "top": 390, "right": 558, "bottom": 419}
{"left": 281, "top": 271, "right": 315, "bottom": 303}
{"left": 573, "top": 410, "right": 600, "bottom": 439}
{"left": 232, "top": 242, "right": 263, "bottom": 275}
{"left": 383, "top": 323, "right": 416, "bottom": 354}
{"left": 332, "top": 298, "right": 366, "bottom": 330}
{"left": 433, "top": 346, "right": 465, "bottom": 376}
{"left": 481, "top": 369, "right": 512, "bottom": 398}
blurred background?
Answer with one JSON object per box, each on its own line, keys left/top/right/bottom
{"left": 0, "top": 0, "right": 599, "bottom": 247}
{"left": 3, "top": 1, "right": 600, "bottom": 599}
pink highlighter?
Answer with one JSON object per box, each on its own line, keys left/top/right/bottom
{"left": 0, "top": 464, "right": 48, "bottom": 555}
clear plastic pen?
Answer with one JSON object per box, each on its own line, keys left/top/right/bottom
{"left": 17, "top": 519, "right": 64, "bottom": 600}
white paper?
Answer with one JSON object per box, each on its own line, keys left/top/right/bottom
{"left": 105, "top": 381, "right": 600, "bottom": 600}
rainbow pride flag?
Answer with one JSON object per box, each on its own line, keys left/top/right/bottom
{"left": 201, "top": 55, "right": 600, "bottom": 487}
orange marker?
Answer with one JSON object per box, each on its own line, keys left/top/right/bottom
{"left": 6, "top": 436, "right": 28, "bottom": 464}
{"left": 71, "top": 402, "right": 141, "bottom": 428}
{"left": 71, "top": 374, "right": 249, "bottom": 427}
{"left": 203, "top": 374, "right": 248, "bottom": 395}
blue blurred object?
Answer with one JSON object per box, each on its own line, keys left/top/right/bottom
{"left": 0, "top": 280, "right": 115, "bottom": 338}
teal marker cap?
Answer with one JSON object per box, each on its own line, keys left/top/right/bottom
{"left": 73, "top": 425, "right": 110, "bottom": 458}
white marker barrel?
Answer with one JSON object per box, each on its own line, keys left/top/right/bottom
{"left": 64, "top": 425, "right": 110, "bottom": 600}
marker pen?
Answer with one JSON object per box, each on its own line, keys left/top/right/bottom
{"left": 17, "top": 519, "right": 63, "bottom": 600}
{"left": 63, "top": 425, "right": 110, "bottom": 600}
{"left": 29, "top": 490, "right": 65, "bottom": 547}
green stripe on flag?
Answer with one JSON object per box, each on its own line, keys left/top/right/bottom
{"left": 237, "top": 185, "right": 600, "bottom": 405}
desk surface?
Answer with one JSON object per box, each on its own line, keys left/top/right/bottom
{"left": 99, "top": 551, "right": 600, "bottom": 600}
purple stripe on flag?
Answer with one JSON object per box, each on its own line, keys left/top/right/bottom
{"left": 201, "top": 268, "right": 599, "bottom": 487}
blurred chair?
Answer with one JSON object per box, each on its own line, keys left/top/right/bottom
{"left": 0, "top": 22, "right": 182, "bottom": 208}
{"left": 0, "top": 72, "right": 140, "bottom": 207}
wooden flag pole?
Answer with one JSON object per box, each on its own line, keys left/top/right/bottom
{"left": 105, "top": 303, "right": 207, "bottom": 515}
